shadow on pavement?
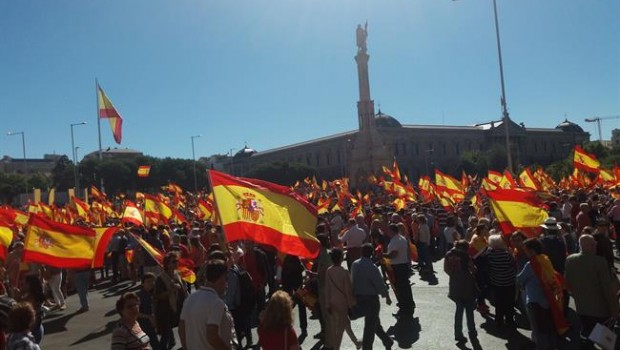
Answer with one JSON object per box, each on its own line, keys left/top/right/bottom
{"left": 386, "top": 315, "right": 420, "bottom": 349}
{"left": 43, "top": 311, "right": 79, "bottom": 335}
{"left": 70, "top": 319, "right": 117, "bottom": 346}
{"left": 101, "top": 281, "right": 139, "bottom": 299}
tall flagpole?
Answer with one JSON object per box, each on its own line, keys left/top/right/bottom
{"left": 96, "top": 78, "right": 103, "bottom": 161}
{"left": 96, "top": 78, "right": 105, "bottom": 192}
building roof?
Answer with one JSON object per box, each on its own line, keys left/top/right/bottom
{"left": 250, "top": 130, "right": 358, "bottom": 157}
{"left": 375, "top": 110, "right": 402, "bottom": 128}
{"left": 555, "top": 118, "right": 585, "bottom": 133}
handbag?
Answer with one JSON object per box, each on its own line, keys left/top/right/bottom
{"left": 589, "top": 321, "right": 617, "bottom": 350}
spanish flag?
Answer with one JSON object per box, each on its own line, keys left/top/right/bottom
{"left": 197, "top": 198, "right": 214, "bottom": 220}
{"left": 435, "top": 169, "right": 464, "bottom": 200}
{"left": 574, "top": 145, "right": 600, "bottom": 174}
{"left": 92, "top": 227, "right": 120, "bottom": 268}
{"left": 137, "top": 165, "right": 151, "bottom": 178}
{"left": 24, "top": 214, "right": 96, "bottom": 269}
{"left": 487, "top": 170, "right": 503, "bottom": 184}
{"left": 486, "top": 188, "right": 548, "bottom": 237}
{"left": 121, "top": 200, "right": 144, "bottom": 227}
{"left": 518, "top": 168, "right": 541, "bottom": 191}
{"left": 209, "top": 170, "right": 320, "bottom": 258}
{"left": 0, "top": 221, "right": 13, "bottom": 259}
{"left": 0, "top": 207, "right": 29, "bottom": 226}
{"left": 144, "top": 194, "right": 172, "bottom": 226}
{"left": 97, "top": 82, "right": 123, "bottom": 144}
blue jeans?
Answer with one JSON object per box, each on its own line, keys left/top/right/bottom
{"left": 454, "top": 300, "right": 477, "bottom": 339}
{"left": 73, "top": 270, "right": 90, "bottom": 309}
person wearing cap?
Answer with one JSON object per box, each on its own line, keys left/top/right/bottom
{"left": 593, "top": 218, "right": 615, "bottom": 270}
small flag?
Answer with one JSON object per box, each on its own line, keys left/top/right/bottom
{"left": 137, "top": 165, "right": 151, "bottom": 178}
{"left": 573, "top": 145, "right": 600, "bottom": 174}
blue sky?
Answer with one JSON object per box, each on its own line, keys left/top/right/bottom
{"left": 0, "top": 0, "right": 618, "bottom": 161}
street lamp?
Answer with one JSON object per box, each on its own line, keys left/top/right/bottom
{"left": 491, "top": 0, "right": 513, "bottom": 173}
{"left": 70, "top": 122, "right": 87, "bottom": 197}
{"left": 7, "top": 131, "right": 27, "bottom": 194}
{"left": 191, "top": 135, "right": 201, "bottom": 194}
{"left": 229, "top": 148, "right": 236, "bottom": 176}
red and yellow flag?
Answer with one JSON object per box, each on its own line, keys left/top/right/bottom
{"left": 121, "top": 200, "right": 144, "bottom": 227}
{"left": 137, "top": 165, "right": 151, "bottom": 178}
{"left": 435, "top": 169, "right": 464, "bottom": 200}
{"left": 0, "top": 221, "right": 14, "bottom": 259}
{"left": 144, "top": 194, "right": 172, "bottom": 226}
{"left": 0, "top": 207, "right": 29, "bottom": 226}
{"left": 24, "top": 214, "right": 96, "bottom": 269}
{"left": 209, "top": 170, "right": 320, "bottom": 258}
{"left": 90, "top": 186, "right": 105, "bottom": 200}
{"left": 92, "top": 227, "right": 120, "bottom": 268}
{"left": 97, "top": 83, "right": 123, "bottom": 144}
{"left": 518, "top": 168, "right": 541, "bottom": 191}
{"left": 574, "top": 145, "right": 600, "bottom": 174}
{"left": 486, "top": 188, "right": 548, "bottom": 237}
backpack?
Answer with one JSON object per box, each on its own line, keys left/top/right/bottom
{"left": 235, "top": 269, "right": 257, "bottom": 313}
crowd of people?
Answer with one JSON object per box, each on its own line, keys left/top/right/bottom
{"left": 0, "top": 186, "right": 619, "bottom": 350}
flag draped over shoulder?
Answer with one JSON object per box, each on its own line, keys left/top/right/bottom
{"left": 209, "top": 170, "right": 320, "bottom": 258}
{"left": 97, "top": 83, "right": 123, "bottom": 144}
{"left": 530, "top": 255, "right": 570, "bottom": 335}
{"left": 486, "top": 188, "right": 548, "bottom": 237}
{"left": 24, "top": 214, "right": 96, "bottom": 269}
{"left": 573, "top": 145, "right": 600, "bottom": 173}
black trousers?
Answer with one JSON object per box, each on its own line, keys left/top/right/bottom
{"left": 492, "top": 284, "right": 515, "bottom": 323}
{"left": 392, "top": 263, "right": 415, "bottom": 314}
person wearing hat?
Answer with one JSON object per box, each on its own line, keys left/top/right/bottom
{"left": 539, "top": 217, "right": 567, "bottom": 276}
{"left": 593, "top": 218, "right": 615, "bottom": 270}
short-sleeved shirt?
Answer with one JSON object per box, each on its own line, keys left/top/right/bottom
{"left": 111, "top": 321, "right": 151, "bottom": 350}
{"left": 341, "top": 225, "right": 366, "bottom": 248}
{"left": 258, "top": 325, "right": 298, "bottom": 350}
{"left": 387, "top": 234, "right": 409, "bottom": 265}
{"left": 180, "top": 287, "right": 235, "bottom": 350}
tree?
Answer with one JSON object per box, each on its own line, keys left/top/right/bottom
{"left": 245, "top": 162, "right": 316, "bottom": 185}
{"left": 0, "top": 172, "right": 26, "bottom": 204}
{"left": 457, "top": 151, "right": 488, "bottom": 177}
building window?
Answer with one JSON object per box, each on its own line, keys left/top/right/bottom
{"left": 543, "top": 142, "right": 547, "bottom": 152}
{"left": 402, "top": 143, "right": 407, "bottom": 155}
{"left": 316, "top": 153, "right": 320, "bottom": 167}
{"left": 414, "top": 143, "right": 419, "bottom": 155}
{"left": 326, "top": 152, "right": 331, "bottom": 166}
{"left": 455, "top": 143, "right": 460, "bottom": 155}
{"left": 394, "top": 143, "right": 399, "bottom": 156}
{"left": 306, "top": 154, "right": 311, "bottom": 165}
{"left": 337, "top": 150, "right": 341, "bottom": 165}
{"left": 442, "top": 143, "right": 447, "bottom": 155}
{"left": 534, "top": 143, "right": 538, "bottom": 152}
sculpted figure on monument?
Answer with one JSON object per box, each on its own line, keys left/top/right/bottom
{"left": 356, "top": 22, "right": 368, "bottom": 53}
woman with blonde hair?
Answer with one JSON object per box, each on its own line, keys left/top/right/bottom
{"left": 258, "top": 290, "right": 300, "bottom": 350}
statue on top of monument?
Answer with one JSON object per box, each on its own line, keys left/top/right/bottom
{"left": 356, "top": 21, "right": 368, "bottom": 53}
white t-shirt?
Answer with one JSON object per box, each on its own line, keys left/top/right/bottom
{"left": 387, "top": 234, "right": 409, "bottom": 265}
{"left": 341, "top": 225, "right": 367, "bottom": 248}
{"left": 180, "top": 287, "right": 235, "bottom": 350}
{"left": 443, "top": 227, "right": 460, "bottom": 244}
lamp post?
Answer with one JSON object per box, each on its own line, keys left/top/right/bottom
{"left": 191, "top": 135, "right": 201, "bottom": 194}
{"left": 229, "top": 148, "right": 235, "bottom": 176}
{"left": 7, "top": 131, "right": 27, "bottom": 194}
{"left": 491, "top": 0, "right": 513, "bottom": 173}
{"left": 70, "top": 122, "right": 87, "bottom": 197}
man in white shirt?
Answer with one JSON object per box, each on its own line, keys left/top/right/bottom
{"left": 339, "top": 218, "right": 367, "bottom": 269}
{"left": 384, "top": 224, "right": 415, "bottom": 318}
{"left": 179, "top": 259, "right": 236, "bottom": 350}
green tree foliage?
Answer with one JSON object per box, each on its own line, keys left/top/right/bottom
{"left": 51, "top": 155, "right": 75, "bottom": 190}
{"left": 456, "top": 151, "right": 488, "bottom": 176}
{"left": 0, "top": 172, "right": 27, "bottom": 204}
{"left": 245, "top": 162, "right": 317, "bottom": 186}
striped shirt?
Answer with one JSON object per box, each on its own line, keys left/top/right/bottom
{"left": 486, "top": 249, "right": 516, "bottom": 287}
{"left": 111, "top": 321, "right": 151, "bottom": 350}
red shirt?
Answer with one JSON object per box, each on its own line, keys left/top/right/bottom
{"left": 258, "top": 325, "right": 298, "bottom": 350}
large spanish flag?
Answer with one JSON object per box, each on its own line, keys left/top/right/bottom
{"left": 0, "top": 207, "right": 29, "bottom": 226}
{"left": 24, "top": 214, "right": 96, "bottom": 269}
{"left": 486, "top": 188, "right": 548, "bottom": 237}
{"left": 209, "top": 170, "right": 320, "bottom": 258}
{"left": 574, "top": 145, "right": 600, "bottom": 174}
{"left": 144, "top": 194, "right": 172, "bottom": 226}
{"left": 518, "top": 168, "right": 541, "bottom": 191}
{"left": 435, "top": 169, "right": 464, "bottom": 200}
{"left": 97, "top": 82, "right": 123, "bottom": 145}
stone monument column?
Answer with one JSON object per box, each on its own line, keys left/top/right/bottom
{"left": 348, "top": 23, "right": 391, "bottom": 187}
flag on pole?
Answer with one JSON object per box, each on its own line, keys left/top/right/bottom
{"left": 209, "top": 170, "right": 320, "bottom": 258}
{"left": 573, "top": 145, "right": 600, "bottom": 173}
{"left": 23, "top": 214, "right": 96, "bottom": 269}
{"left": 137, "top": 165, "right": 151, "bottom": 178}
{"left": 121, "top": 200, "right": 144, "bottom": 227}
{"left": 97, "top": 83, "right": 123, "bottom": 144}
